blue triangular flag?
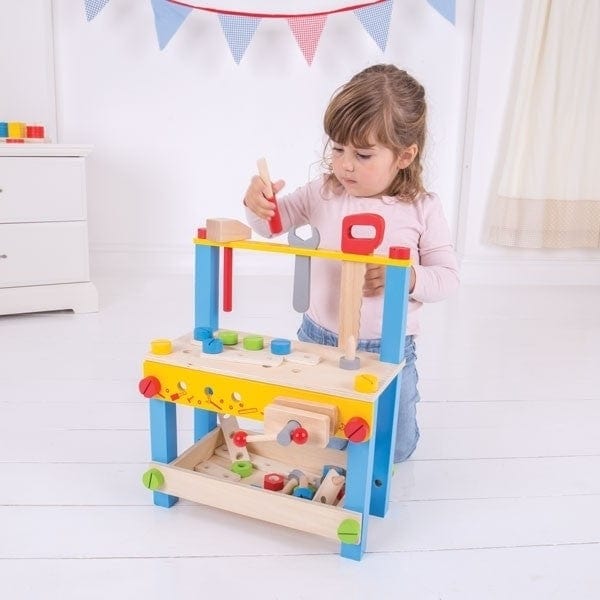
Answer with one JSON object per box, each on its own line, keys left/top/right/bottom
{"left": 85, "top": 0, "right": 110, "bottom": 21}
{"left": 218, "top": 15, "right": 261, "bottom": 65}
{"left": 427, "top": 0, "right": 456, "bottom": 24}
{"left": 354, "top": 0, "right": 393, "bottom": 52}
{"left": 151, "top": 0, "right": 192, "bottom": 50}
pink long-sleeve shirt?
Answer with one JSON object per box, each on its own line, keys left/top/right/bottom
{"left": 245, "top": 176, "right": 459, "bottom": 337}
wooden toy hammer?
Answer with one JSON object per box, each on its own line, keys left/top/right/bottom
{"left": 257, "top": 157, "right": 283, "bottom": 234}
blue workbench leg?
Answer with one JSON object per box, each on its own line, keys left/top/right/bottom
{"left": 194, "top": 408, "right": 217, "bottom": 442}
{"left": 340, "top": 435, "right": 376, "bottom": 560}
{"left": 371, "top": 262, "right": 409, "bottom": 517}
{"left": 369, "top": 376, "right": 401, "bottom": 517}
{"left": 149, "top": 399, "right": 178, "bottom": 508}
{"left": 195, "top": 243, "right": 220, "bottom": 333}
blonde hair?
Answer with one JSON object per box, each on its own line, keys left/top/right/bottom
{"left": 323, "top": 64, "right": 427, "bottom": 202}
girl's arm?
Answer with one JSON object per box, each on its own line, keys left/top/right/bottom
{"left": 410, "top": 195, "right": 460, "bottom": 303}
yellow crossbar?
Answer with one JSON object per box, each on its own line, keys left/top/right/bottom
{"left": 193, "top": 238, "right": 411, "bottom": 267}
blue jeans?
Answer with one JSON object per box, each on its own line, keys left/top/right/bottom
{"left": 297, "top": 314, "right": 420, "bottom": 462}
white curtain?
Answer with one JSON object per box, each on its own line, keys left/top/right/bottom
{"left": 487, "top": 0, "right": 600, "bottom": 248}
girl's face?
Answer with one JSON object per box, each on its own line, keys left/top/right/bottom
{"left": 331, "top": 140, "right": 401, "bottom": 198}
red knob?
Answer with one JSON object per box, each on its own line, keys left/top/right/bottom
{"left": 232, "top": 431, "right": 248, "bottom": 447}
{"left": 138, "top": 376, "right": 161, "bottom": 398}
{"left": 291, "top": 427, "right": 308, "bottom": 445}
{"left": 344, "top": 417, "right": 370, "bottom": 442}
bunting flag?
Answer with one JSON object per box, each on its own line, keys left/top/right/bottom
{"left": 426, "top": 0, "right": 456, "bottom": 24}
{"left": 84, "top": 1, "right": 455, "bottom": 63}
{"left": 84, "top": 0, "right": 109, "bottom": 21}
{"left": 287, "top": 16, "right": 327, "bottom": 65}
{"left": 218, "top": 15, "right": 261, "bottom": 64}
{"left": 354, "top": 0, "right": 393, "bottom": 51}
{"left": 151, "top": 0, "right": 192, "bottom": 50}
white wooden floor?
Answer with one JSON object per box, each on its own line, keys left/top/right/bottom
{"left": 1, "top": 275, "right": 599, "bottom": 599}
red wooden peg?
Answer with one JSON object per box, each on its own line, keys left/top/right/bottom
{"left": 223, "top": 247, "right": 233, "bottom": 312}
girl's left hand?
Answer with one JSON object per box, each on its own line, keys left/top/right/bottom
{"left": 363, "top": 265, "right": 416, "bottom": 296}
{"left": 363, "top": 264, "right": 385, "bottom": 297}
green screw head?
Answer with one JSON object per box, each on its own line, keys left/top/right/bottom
{"left": 242, "top": 335, "right": 264, "bottom": 351}
{"left": 142, "top": 468, "right": 165, "bottom": 490}
{"left": 218, "top": 330, "right": 239, "bottom": 345}
{"left": 231, "top": 460, "right": 253, "bottom": 478}
{"left": 337, "top": 518, "right": 361, "bottom": 545}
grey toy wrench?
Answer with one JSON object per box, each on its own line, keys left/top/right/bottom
{"left": 287, "top": 226, "right": 320, "bottom": 313}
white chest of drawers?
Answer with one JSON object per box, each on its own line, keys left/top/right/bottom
{"left": 0, "top": 145, "right": 98, "bottom": 315}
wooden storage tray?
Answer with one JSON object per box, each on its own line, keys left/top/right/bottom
{"left": 149, "top": 426, "right": 362, "bottom": 543}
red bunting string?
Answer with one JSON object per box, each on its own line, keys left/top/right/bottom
{"left": 167, "top": 0, "right": 388, "bottom": 19}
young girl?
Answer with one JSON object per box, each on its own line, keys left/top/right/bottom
{"left": 243, "top": 64, "right": 459, "bottom": 462}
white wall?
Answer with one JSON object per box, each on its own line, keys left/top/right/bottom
{"left": 4, "top": 1, "right": 596, "bottom": 283}
{"left": 459, "top": 0, "right": 600, "bottom": 284}
{"left": 0, "top": 1, "right": 57, "bottom": 142}
{"left": 49, "top": 0, "right": 474, "bottom": 275}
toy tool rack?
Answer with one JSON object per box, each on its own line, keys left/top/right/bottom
{"left": 139, "top": 221, "right": 411, "bottom": 561}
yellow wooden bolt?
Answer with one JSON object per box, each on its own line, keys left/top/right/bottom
{"left": 151, "top": 339, "right": 173, "bottom": 355}
{"left": 354, "top": 373, "right": 379, "bottom": 393}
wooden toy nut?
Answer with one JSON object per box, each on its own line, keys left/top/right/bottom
{"left": 263, "top": 473, "right": 285, "bottom": 491}
{"left": 218, "top": 330, "right": 239, "bottom": 345}
{"left": 243, "top": 335, "right": 264, "bottom": 351}
{"left": 231, "top": 460, "right": 253, "bottom": 478}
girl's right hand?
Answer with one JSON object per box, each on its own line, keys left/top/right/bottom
{"left": 243, "top": 176, "right": 285, "bottom": 220}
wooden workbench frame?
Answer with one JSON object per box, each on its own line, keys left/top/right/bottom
{"left": 144, "top": 235, "right": 410, "bottom": 560}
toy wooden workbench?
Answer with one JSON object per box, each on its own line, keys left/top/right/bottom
{"left": 138, "top": 216, "right": 411, "bottom": 561}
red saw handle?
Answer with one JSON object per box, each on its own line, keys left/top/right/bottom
{"left": 340, "top": 213, "right": 385, "bottom": 254}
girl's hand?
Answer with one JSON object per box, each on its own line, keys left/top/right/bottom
{"left": 243, "top": 176, "right": 285, "bottom": 220}
{"left": 363, "top": 264, "right": 385, "bottom": 297}
{"left": 363, "top": 265, "right": 416, "bottom": 296}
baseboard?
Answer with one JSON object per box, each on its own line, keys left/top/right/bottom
{"left": 459, "top": 257, "right": 600, "bottom": 285}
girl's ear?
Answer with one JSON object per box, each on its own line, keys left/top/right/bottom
{"left": 397, "top": 144, "right": 418, "bottom": 169}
